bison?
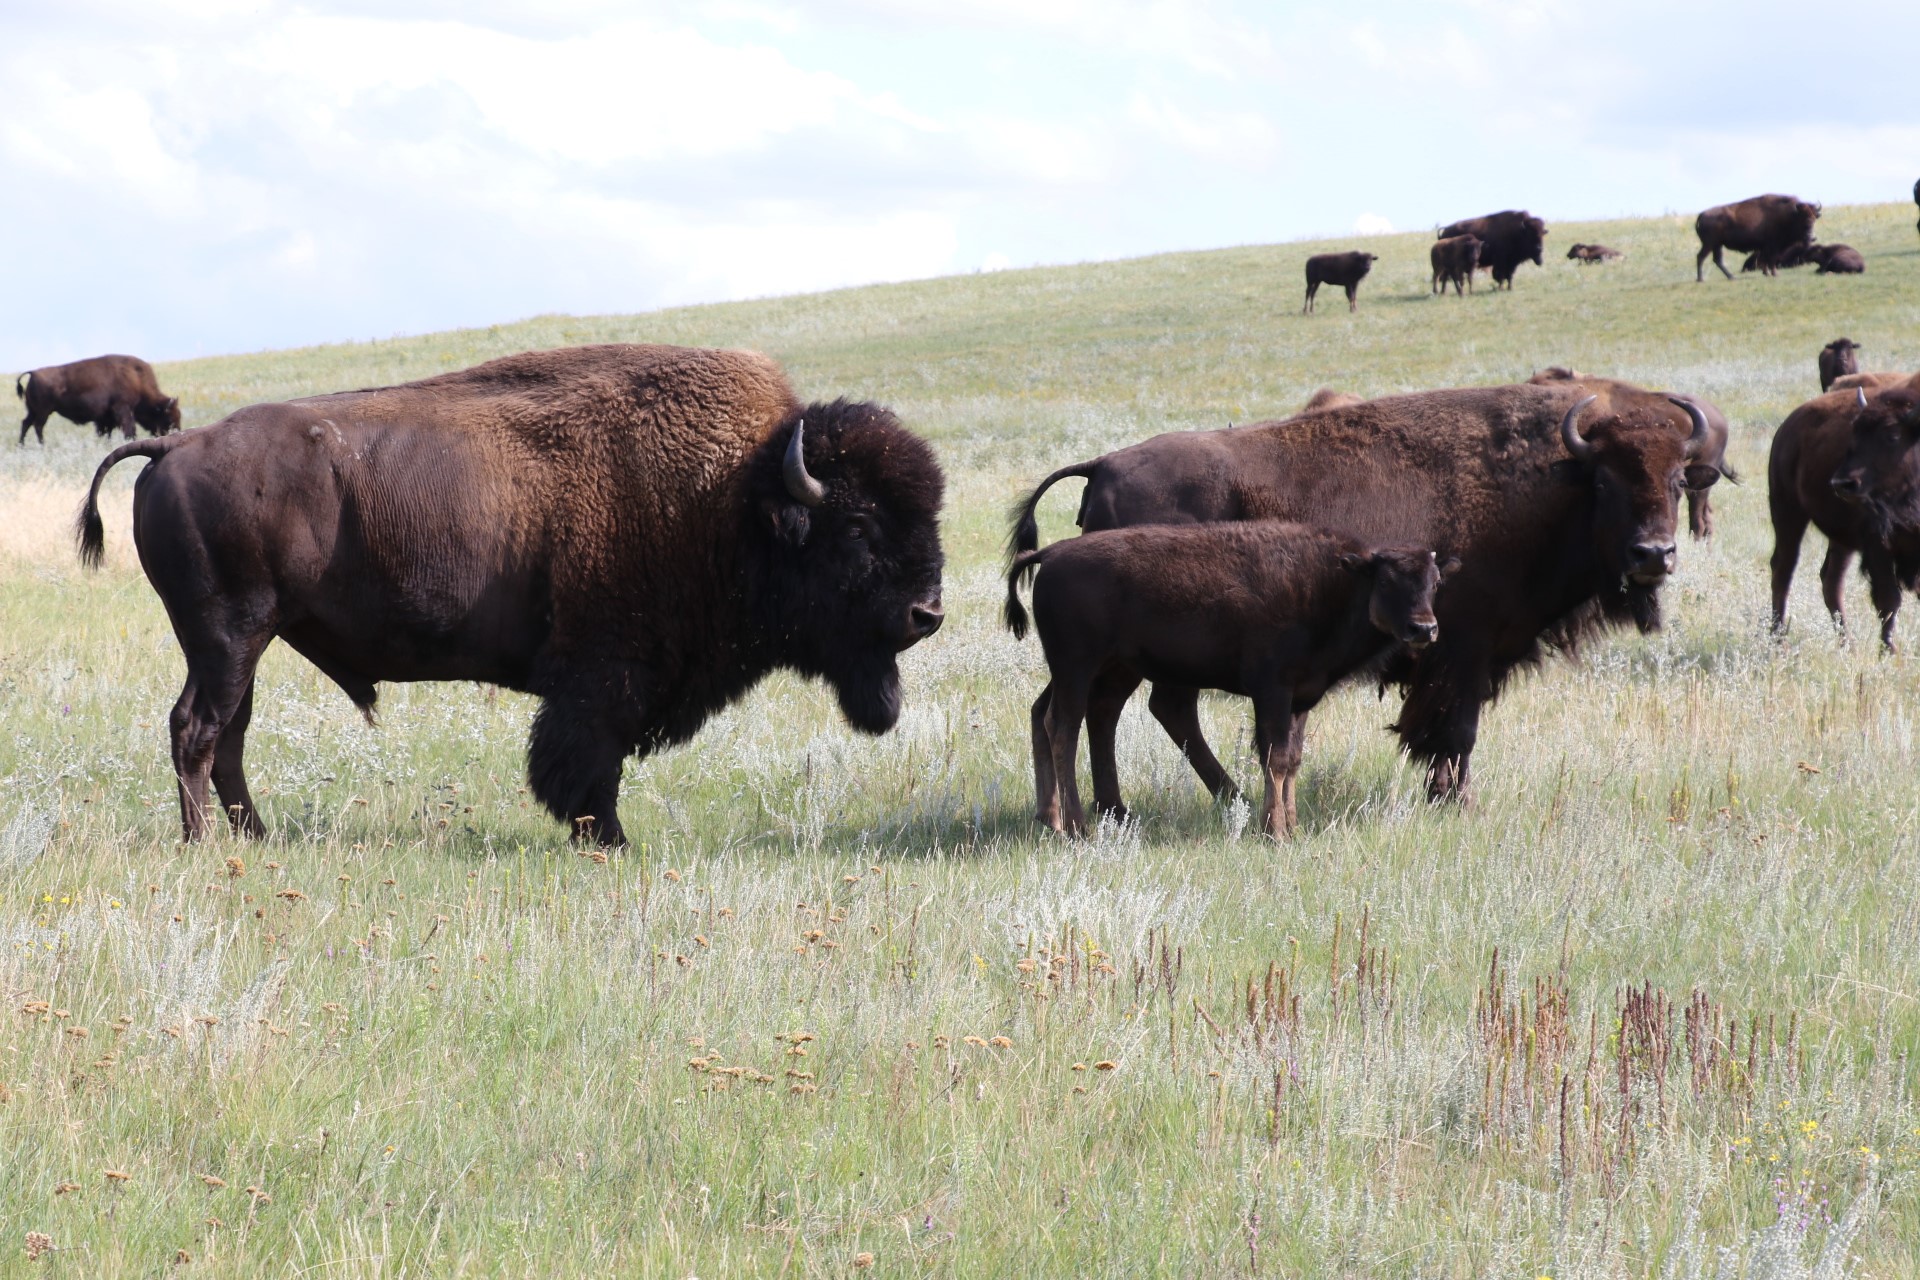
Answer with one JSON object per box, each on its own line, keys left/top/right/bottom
{"left": 1771, "top": 378, "right": 1920, "bottom": 648}
{"left": 17, "top": 354, "right": 180, "bottom": 445}
{"left": 1566, "top": 244, "right": 1622, "bottom": 264}
{"left": 1739, "top": 242, "right": 1814, "bottom": 275}
{"left": 1695, "top": 194, "right": 1819, "bottom": 281}
{"left": 1820, "top": 339, "right": 1861, "bottom": 392}
{"left": 75, "top": 344, "right": 946, "bottom": 845}
{"left": 1007, "top": 379, "right": 1729, "bottom": 805}
{"left": 1005, "top": 522, "right": 1446, "bottom": 837}
{"left": 1303, "top": 252, "right": 1378, "bottom": 313}
{"left": 1529, "top": 367, "right": 1730, "bottom": 539}
{"left": 1811, "top": 243, "right": 1864, "bottom": 275}
{"left": 1913, "top": 177, "right": 1919, "bottom": 238}
{"left": 1300, "top": 388, "right": 1363, "bottom": 414}
{"left": 1438, "top": 212, "right": 1546, "bottom": 289}
{"left": 1430, "top": 235, "right": 1481, "bottom": 296}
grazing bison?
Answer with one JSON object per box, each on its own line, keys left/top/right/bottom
{"left": 1300, "top": 388, "right": 1363, "bottom": 414}
{"left": 75, "top": 344, "right": 946, "bottom": 845}
{"left": 1005, "top": 523, "right": 1446, "bottom": 837}
{"left": 1430, "top": 235, "right": 1481, "bottom": 296}
{"left": 1771, "top": 378, "right": 1920, "bottom": 648}
{"left": 1695, "top": 195, "right": 1819, "bottom": 281}
{"left": 1811, "top": 243, "right": 1864, "bottom": 275}
{"left": 1303, "top": 252, "right": 1378, "bottom": 313}
{"left": 1820, "top": 339, "right": 1861, "bottom": 392}
{"left": 1529, "top": 367, "right": 1731, "bottom": 539}
{"left": 17, "top": 354, "right": 180, "bottom": 445}
{"left": 1438, "top": 211, "right": 1546, "bottom": 289}
{"left": 1008, "top": 380, "right": 1728, "bottom": 804}
{"left": 1566, "top": 244, "right": 1622, "bottom": 264}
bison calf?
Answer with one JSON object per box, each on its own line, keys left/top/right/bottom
{"left": 1820, "top": 339, "right": 1861, "bottom": 392}
{"left": 18, "top": 354, "right": 179, "bottom": 445}
{"left": 1430, "top": 235, "right": 1481, "bottom": 296}
{"left": 1811, "top": 243, "right": 1864, "bottom": 275}
{"left": 1303, "top": 252, "right": 1378, "bottom": 314}
{"left": 1566, "top": 243, "right": 1621, "bottom": 264}
{"left": 1005, "top": 523, "right": 1446, "bottom": 839}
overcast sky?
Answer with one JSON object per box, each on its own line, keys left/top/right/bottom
{"left": 4, "top": 0, "right": 1917, "bottom": 365}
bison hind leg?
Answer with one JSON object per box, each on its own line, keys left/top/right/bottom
{"left": 527, "top": 697, "right": 630, "bottom": 847}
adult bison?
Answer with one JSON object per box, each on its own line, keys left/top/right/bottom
{"left": 1913, "top": 177, "right": 1919, "bottom": 238}
{"left": 1303, "top": 251, "right": 1378, "bottom": 313}
{"left": 75, "top": 344, "right": 946, "bottom": 845}
{"left": 18, "top": 354, "right": 180, "bottom": 444}
{"left": 1438, "top": 211, "right": 1546, "bottom": 289}
{"left": 1820, "top": 339, "right": 1861, "bottom": 392}
{"left": 1007, "top": 378, "right": 1729, "bottom": 806}
{"left": 1695, "top": 195, "right": 1819, "bottom": 281}
{"left": 1529, "top": 367, "right": 1730, "bottom": 538}
{"left": 1772, "top": 378, "right": 1920, "bottom": 648}
{"left": 1431, "top": 235, "right": 1481, "bottom": 296}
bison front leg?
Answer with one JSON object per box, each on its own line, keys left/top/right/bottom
{"left": 1819, "top": 544, "right": 1855, "bottom": 634}
{"left": 528, "top": 697, "right": 630, "bottom": 846}
{"left": 1686, "top": 487, "right": 1712, "bottom": 539}
{"left": 1250, "top": 692, "right": 1299, "bottom": 839}
{"left": 1863, "top": 546, "right": 1904, "bottom": 653}
{"left": 1145, "top": 684, "right": 1240, "bottom": 801}
{"left": 1345, "top": 283, "right": 1359, "bottom": 313}
{"left": 1393, "top": 648, "right": 1489, "bottom": 806}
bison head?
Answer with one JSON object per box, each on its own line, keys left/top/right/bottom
{"left": 1832, "top": 388, "right": 1920, "bottom": 534}
{"left": 137, "top": 396, "right": 182, "bottom": 435}
{"left": 747, "top": 401, "right": 945, "bottom": 734}
{"left": 1341, "top": 547, "right": 1454, "bottom": 649}
{"left": 1553, "top": 395, "right": 1720, "bottom": 605}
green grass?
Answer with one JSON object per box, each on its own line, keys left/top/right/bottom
{"left": 4, "top": 204, "right": 1920, "bottom": 1277}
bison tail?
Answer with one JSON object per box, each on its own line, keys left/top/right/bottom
{"left": 1006, "top": 459, "right": 1098, "bottom": 565}
{"left": 1004, "top": 549, "right": 1047, "bottom": 640}
{"left": 13, "top": 372, "right": 23, "bottom": 400}
{"left": 76, "top": 437, "right": 174, "bottom": 569}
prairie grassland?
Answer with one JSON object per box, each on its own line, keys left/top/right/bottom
{"left": 4, "top": 205, "right": 1920, "bottom": 1278}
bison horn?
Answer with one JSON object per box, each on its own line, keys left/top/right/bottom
{"left": 1668, "top": 396, "right": 1711, "bottom": 458}
{"left": 1857, "top": 387, "right": 1869, "bottom": 410}
{"left": 783, "top": 419, "right": 826, "bottom": 508}
{"left": 1560, "top": 395, "right": 1598, "bottom": 462}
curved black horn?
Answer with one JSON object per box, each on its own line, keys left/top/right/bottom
{"left": 783, "top": 419, "right": 826, "bottom": 508}
{"left": 1668, "top": 396, "right": 1711, "bottom": 457}
{"left": 1560, "top": 395, "right": 1598, "bottom": 462}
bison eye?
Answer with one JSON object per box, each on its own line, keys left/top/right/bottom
{"left": 846, "top": 523, "right": 865, "bottom": 540}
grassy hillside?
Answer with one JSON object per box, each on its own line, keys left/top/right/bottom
{"left": 4, "top": 204, "right": 1919, "bottom": 1277}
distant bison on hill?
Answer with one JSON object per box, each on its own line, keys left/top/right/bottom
{"left": 1696, "top": 195, "right": 1819, "bottom": 281}
{"left": 1566, "top": 243, "right": 1621, "bottom": 264}
{"left": 17, "top": 355, "right": 180, "bottom": 445}
{"left": 1430, "top": 235, "right": 1481, "bottom": 296}
{"left": 1820, "top": 338, "right": 1861, "bottom": 392}
{"left": 1303, "top": 252, "right": 1378, "bottom": 313}
{"left": 76, "top": 344, "right": 947, "bottom": 845}
{"left": 1438, "top": 211, "right": 1546, "bottom": 289}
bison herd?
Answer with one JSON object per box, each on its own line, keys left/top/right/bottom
{"left": 13, "top": 182, "right": 1920, "bottom": 849}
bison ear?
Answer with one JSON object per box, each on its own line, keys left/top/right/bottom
{"left": 1336, "top": 551, "right": 1371, "bottom": 575}
{"left": 762, "top": 497, "right": 811, "bottom": 546}
{"left": 1548, "top": 459, "right": 1588, "bottom": 486}
{"left": 1439, "top": 556, "right": 1462, "bottom": 577}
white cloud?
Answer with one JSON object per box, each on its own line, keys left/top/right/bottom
{"left": 1353, "top": 214, "right": 1394, "bottom": 236}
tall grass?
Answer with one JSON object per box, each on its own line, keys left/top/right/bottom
{"left": 3, "top": 204, "right": 1918, "bottom": 1276}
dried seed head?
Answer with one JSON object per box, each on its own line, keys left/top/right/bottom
{"left": 103, "top": 1169, "right": 131, "bottom": 1182}
{"left": 225, "top": 857, "right": 245, "bottom": 879}
{"left": 25, "top": 1232, "right": 54, "bottom": 1260}
{"left": 662, "top": 869, "right": 682, "bottom": 882}
{"left": 990, "top": 1036, "right": 1012, "bottom": 1049}
{"left": 53, "top": 1183, "right": 79, "bottom": 1197}
{"left": 200, "top": 1175, "right": 226, "bottom": 1189}
{"left": 854, "top": 1252, "right": 875, "bottom": 1269}
{"left": 1094, "top": 1060, "right": 1118, "bottom": 1072}
{"left": 963, "top": 1036, "right": 987, "bottom": 1047}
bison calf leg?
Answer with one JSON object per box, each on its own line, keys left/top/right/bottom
{"left": 1252, "top": 701, "right": 1304, "bottom": 839}
{"left": 1029, "top": 684, "right": 1061, "bottom": 830}
{"left": 1145, "top": 684, "right": 1240, "bottom": 801}
{"left": 1044, "top": 681, "right": 1090, "bottom": 838}
{"left": 1345, "top": 284, "right": 1359, "bottom": 313}
{"left": 1085, "top": 667, "right": 1143, "bottom": 822}
{"left": 527, "top": 698, "right": 630, "bottom": 846}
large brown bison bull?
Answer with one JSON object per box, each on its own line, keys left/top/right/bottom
{"left": 1773, "top": 377, "right": 1920, "bottom": 648}
{"left": 1438, "top": 211, "right": 1546, "bottom": 289}
{"left": 1007, "top": 379, "right": 1728, "bottom": 806}
{"left": 1695, "top": 194, "right": 1819, "bottom": 282}
{"left": 18, "top": 354, "right": 180, "bottom": 444}
{"left": 1303, "top": 251, "right": 1378, "bottom": 313}
{"left": 1006, "top": 524, "right": 1444, "bottom": 838}
{"left": 76, "top": 344, "right": 945, "bottom": 845}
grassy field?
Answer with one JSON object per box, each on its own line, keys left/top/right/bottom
{"left": 5, "top": 204, "right": 1920, "bottom": 1278}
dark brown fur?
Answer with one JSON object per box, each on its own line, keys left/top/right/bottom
{"left": 1301, "top": 389, "right": 1363, "bottom": 413}
{"left": 76, "top": 344, "right": 945, "bottom": 845}
{"left": 1819, "top": 339, "right": 1861, "bottom": 392}
{"left": 1566, "top": 243, "right": 1622, "bottom": 264}
{"left": 1005, "top": 523, "right": 1443, "bottom": 837}
{"left": 1438, "top": 212, "right": 1546, "bottom": 289}
{"left": 17, "top": 354, "right": 180, "bottom": 444}
{"left": 1007, "top": 379, "right": 1729, "bottom": 804}
{"left": 1775, "top": 378, "right": 1920, "bottom": 648}
{"left": 1696, "top": 194, "right": 1819, "bottom": 281}
{"left": 1303, "top": 252, "right": 1378, "bottom": 313}
{"left": 1430, "top": 235, "right": 1481, "bottom": 296}
{"left": 1810, "top": 243, "right": 1864, "bottom": 275}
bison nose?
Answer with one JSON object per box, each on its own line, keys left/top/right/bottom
{"left": 1831, "top": 472, "right": 1864, "bottom": 498}
{"left": 907, "top": 602, "right": 944, "bottom": 642}
{"left": 1627, "top": 542, "right": 1676, "bottom": 580}
{"left": 1407, "top": 620, "right": 1439, "bottom": 648}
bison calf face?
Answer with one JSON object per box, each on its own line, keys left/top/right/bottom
{"left": 1555, "top": 397, "right": 1717, "bottom": 589}
{"left": 1832, "top": 391, "right": 1920, "bottom": 529}
{"left": 1344, "top": 548, "right": 1450, "bottom": 648}
{"left": 756, "top": 407, "right": 947, "bottom": 734}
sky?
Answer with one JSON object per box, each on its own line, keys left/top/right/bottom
{"left": 3, "top": 0, "right": 1918, "bottom": 365}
